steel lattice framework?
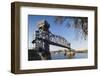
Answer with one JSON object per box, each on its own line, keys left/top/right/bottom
{"left": 32, "top": 20, "right": 70, "bottom": 50}
{"left": 32, "top": 20, "right": 71, "bottom": 59}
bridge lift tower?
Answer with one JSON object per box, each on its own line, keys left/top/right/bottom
{"left": 32, "top": 20, "right": 51, "bottom": 59}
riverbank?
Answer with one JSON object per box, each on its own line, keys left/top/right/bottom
{"left": 28, "top": 49, "right": 88, "bottom": 61}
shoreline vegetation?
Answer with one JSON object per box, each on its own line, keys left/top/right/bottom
{"left": 28, "top": 49, "right": 41, "bottom": 60}
{"left": 75, "top": 50, "right": 88, "bottom": 53}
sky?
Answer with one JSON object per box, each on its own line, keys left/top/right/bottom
{"left": 28, "top": 15, "right": 88, "bottom": 51}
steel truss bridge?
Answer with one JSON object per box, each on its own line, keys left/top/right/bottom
{"left": 32, "top": 20, "right": 73, "bottom": 60}
{"left": 32, "top": 31, "right": 71, "bottom": 49}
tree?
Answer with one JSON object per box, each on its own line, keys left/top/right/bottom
{"left": 54, "top": 16, "right": 88, "bottom": 40}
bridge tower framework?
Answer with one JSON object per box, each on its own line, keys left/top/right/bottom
{"left": 34, "top": 20, "right": 51, "bottom": 59}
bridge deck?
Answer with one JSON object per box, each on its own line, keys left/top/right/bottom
{"left": 32, "top": 38, "right": 71, "bottom": 49}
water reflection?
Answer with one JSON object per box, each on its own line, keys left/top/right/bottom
{"left": 51, "top": 51, "right": 88, "bottom": 60}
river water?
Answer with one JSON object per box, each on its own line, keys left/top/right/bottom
{"left": 51, "top": 52, "right": 88, "bottom": 60}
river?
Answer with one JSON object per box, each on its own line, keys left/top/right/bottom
{"left": 51, "top": 51, "right": 88, "bottom": 60}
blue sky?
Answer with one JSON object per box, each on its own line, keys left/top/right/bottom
{"left": 28, "top": 15, "right": 88, "bottom": 51}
